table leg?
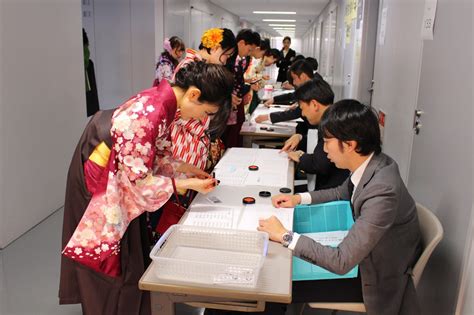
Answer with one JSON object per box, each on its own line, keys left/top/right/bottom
{"left": 150, "top": 292, "right": 175, "bottom": 315}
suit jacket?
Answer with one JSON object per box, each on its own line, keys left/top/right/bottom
{"left": 294, "top": 153, "right": 422, "bottom": 314}
{"left": 276, "top": 48, "right": 296, "bottom": 82}
{"left": 298, "top": 131, "right": 349, "bottom": 190}
{"left": 273, "top": 91, "right": 295, "bottom": 105}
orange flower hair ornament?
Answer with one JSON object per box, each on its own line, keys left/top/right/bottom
{"left": 201, "top": 28, "right": 224, "bottom": 49}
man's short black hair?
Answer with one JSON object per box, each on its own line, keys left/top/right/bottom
{"left": 287, "top": 60, "right": 315, "bottom": 84}
{"left": 236, "top": 29, "right": 260, "bottom": 46}
{"left": 305, "top": 57, "right": 318, "bottom": 71}
{"left": 319, "top": 99, "right": 382, "bottom": 155}
{"left": 295, "top": 77, "right": 334, "bottom": 105}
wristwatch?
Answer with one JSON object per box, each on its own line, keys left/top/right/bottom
{"left": 281, "top": 231, "right": 294, "bottom": 247}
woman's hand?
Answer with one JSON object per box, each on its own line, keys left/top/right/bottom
{"left": 175, "top": 178, "right": 217, "bottom": 194}
{"left": 232, "top": 94, "right": 242, "bottom": 107}
{"left": 257, "top": 216, "right": 288, "bottom": 243}
{"left": 272, "top": 194, "right": 301, "bottom": 208}
{"left": 176, "top": 163, "right": 210, "bottom": 179}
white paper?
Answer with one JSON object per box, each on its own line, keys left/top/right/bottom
{"left": 378, "top": 7, "right": 388, "bottom": 45}
{"left": 421, "top": 0, "right": 437, "bottom": 40}
{"left": 304, "top": 230, "right": 349, "bottom": 247}
{"left": 182, "top": 205, "right": 241, "bottom": 229}
{"left": 237, "top": 205, "right": 294, "bottom": 231}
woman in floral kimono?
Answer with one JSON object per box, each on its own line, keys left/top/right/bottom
{"left": 59, "top": 62, "right": 234, "bottom": 315}
{"left": 153, "top": 36, "right": 185, "bottom": 86}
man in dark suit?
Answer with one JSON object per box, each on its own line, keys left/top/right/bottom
{"left": 276, "top": 36, "right": 296, "bottom": 82}
{"left": 284, "top": 77, "right": 349, "bottom": 191}
{"left": 259, "top": 100, "right": 422, "bottom": 314}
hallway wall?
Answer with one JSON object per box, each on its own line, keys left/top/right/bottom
{"left": 0, "top": 0, "right": 87, "bottom": 248}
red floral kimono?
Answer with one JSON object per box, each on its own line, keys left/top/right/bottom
{"left": 59, "top": 80, "right": 182, "bottom": 314}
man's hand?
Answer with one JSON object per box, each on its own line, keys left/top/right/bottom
{"left": 263, "top": 98, "right": 274, "bottom": 107}
{"left": 271, "top": 194, "right": 302, "bottom": 208}
{"left": 287, "top": 150, "right": 304, "bottom": 163}
{"left": 257, "top": 216, "right": 288, "bottom": 243}
{"left": 281, "top": 81, "right": 294, "bottom": 90}
{"left": 255, "top": 114, "right": 270, "bottom": 123}
{"left": 280, "top": 134, "right": 302, "bottom": 152}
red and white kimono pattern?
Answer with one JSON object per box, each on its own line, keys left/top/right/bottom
{"left": 62, "top": 82, "right": 182, "bottom": 276}
{"left": 171, "top": 49, "right": 210, "bottom": 172}
{"left": 171, "top": 112, "right": 210, "bottom": 173}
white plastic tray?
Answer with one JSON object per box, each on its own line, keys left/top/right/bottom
{"left": 150, "top": 225, "right": 269, "bottom": 289}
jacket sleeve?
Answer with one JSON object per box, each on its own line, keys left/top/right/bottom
{"left": 272, "top": 92, "right": 295, "bottom": 105}
{"left": 295, "top": 180, "right": 400, "bottom": 275}
{"left": 298, "top": 140, "right": 334, "bottom": 175}
{"left": 269, "top": 106, "right": 300, "bottom": 123}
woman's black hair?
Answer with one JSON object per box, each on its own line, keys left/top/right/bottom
{"left": 198, "top": 29, "right": 236, "bottom": 52}
{"left": 305, "top": 57, "right": 319, "bottom": 72}
{"left": 259, "top": 38, "right": 271, "bottom": 53}
{"left": 319, "top": 99, "right": 382, "bottom": 155}
{"left": 82, "top": 28, "right": 89, "bottom": 46}
{"left": 198, "top": 28, "right": 237, "bottom": 64}
{"left": 161, "top": 36, "right": 185, "bottom": 66}
{"left": 295, "top": 77, "right": 334, "bottom": 105}
{"left": 173, "top": 61, "right": 233, "bottom": 137}
{"left": 283, "top": 36, "right": 292, "bottom": 43}
{"left": 265, "top": 48, "right": 281, "bottom": 60}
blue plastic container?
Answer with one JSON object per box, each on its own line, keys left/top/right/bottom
{"left": 292, "top": 200, "right": 359, "bottom": 281}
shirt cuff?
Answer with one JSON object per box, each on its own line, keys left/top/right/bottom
{"left": 288, "top": 232, "right": 301, "bottom": 251}
{"left": 298, "top": 192, "right": 312, "bottom": 205}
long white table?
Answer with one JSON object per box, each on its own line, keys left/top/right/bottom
{"left": 240, "top": 104, "right": 299, "bottom": 148}
{"left": 139, "top": 148, "right": 295, "bottom": 314}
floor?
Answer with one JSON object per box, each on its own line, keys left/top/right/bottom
{"left": 0, "top": 208, "right": 349, "bottom": 315}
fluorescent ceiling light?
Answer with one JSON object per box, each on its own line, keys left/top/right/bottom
{"left": 269, "top": 24, "right": 296, "bottom": 27}
{"left": 253, "top": 11, "right": 296, "bottom": 15}
{"left": 263, "top": 19, "right": 296, "bottom": 22}
{"left": 273, "top": 27, "right": 296, "bottom": 30}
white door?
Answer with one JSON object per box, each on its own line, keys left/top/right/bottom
{"left": 407, "top": 1, "right": 473, "bottom": 314}
{"left": 341, "top": 0, "right": 378, "bottom": 104}
{"left": 370, "top": 0, "right": 425, "bottom": 182}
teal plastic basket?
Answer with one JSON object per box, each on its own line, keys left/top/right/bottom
{"left": 292, "top": 200, "right": 359, "bottom": 281}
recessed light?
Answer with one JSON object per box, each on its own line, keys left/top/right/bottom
{"left": 263, "top": 19, "right": 296, "bottom": 22}
{"left": 269, "top": 24, "right": 296, "bottom": 27}
{"left": 253, "top": 11, "right": 296, "bottom": 15}
{"left": 273, "top": 27, "right": 296, "bottom": 30}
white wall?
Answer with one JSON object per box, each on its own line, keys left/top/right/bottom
{"left": 301, "top": 0, "right": 377, "bottom": 103}
{"left": 164, "top": 0, "right": 240, "bottom": 52}
{"left": 84, "top": 0, "right": 156, "bottom": 110}
{"left": 0, "top": 0, "right": 87, "bottom": 248}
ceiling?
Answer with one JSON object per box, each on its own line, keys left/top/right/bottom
{"left": 210, "top": 0, "right": 330, "bottom": 37}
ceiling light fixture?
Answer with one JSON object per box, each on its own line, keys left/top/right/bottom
{"left": 269, "top": 24, "right": 296, "bottom": 27}
{"left": 253, "top": 11, "right": 296, "bottom": 15}
{"left": 263, "top": 19, "right": 296, "bottom": 22}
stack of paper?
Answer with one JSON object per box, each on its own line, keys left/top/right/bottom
{"left": 182, "top": 204, "right": 294, "bottom": 232}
